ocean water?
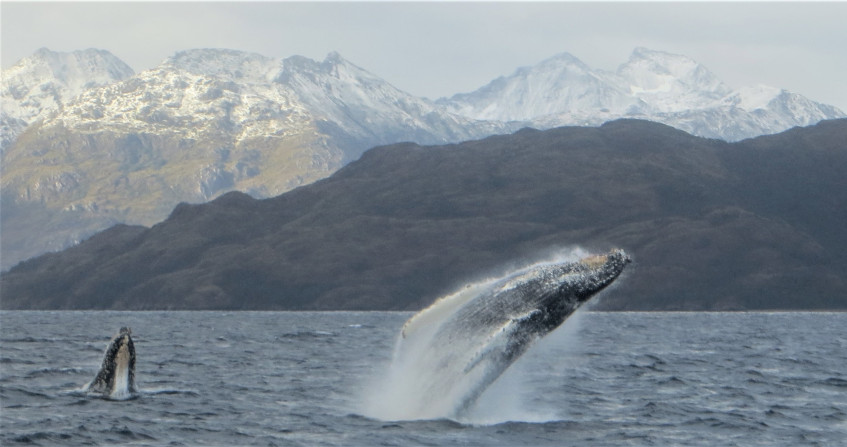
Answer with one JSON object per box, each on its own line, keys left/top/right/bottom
{"left": 1, "top": 311, "right": 845, "bottom": 446}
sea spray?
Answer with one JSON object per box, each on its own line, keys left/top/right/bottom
{"left": 362, "top": 248, "right": 630, "bottom": 422}
{"left": 467, "top": 308, "right": 588, "bottom": 425}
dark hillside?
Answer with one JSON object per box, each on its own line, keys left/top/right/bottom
{"left": 2, "top": 119, "right": 845, "bottom": 310}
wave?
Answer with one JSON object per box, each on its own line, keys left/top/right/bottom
{"left": 823, "top": 377, "right": 847, "bottom": 388}
{"left": 0, "top": 336, "right": 65, "bottom": 343}
{"left": 1, "top": 386, "right": 54, "bottom": 400}
{"left": 59, "top": 383, "right": 198, "bottom": 401}
{"left": 277, "top": 330, "right": 337, "bottom": 339}
{"left": 26, "top": 366, "right": 88, "bottom": 378}
{"left": 6, "top": 431, "right": 74, "bottom": 445}
{"left": 142, "top": 387, "right": 200, "bottom": 397}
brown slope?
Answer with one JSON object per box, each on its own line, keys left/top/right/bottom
{"left": 2, "top": 119, "right": 845, "bottom": 310}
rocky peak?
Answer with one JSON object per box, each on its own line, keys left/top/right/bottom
{"left": 616, "top": 47, "right": 731, "bottom": 110}
{"left": 1, "top": 48, "right": 135, "bottom": 143}
{"left": 163, "top": 48, "right": 279, "bottom": 82}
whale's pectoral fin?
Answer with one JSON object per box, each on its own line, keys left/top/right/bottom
{"left": 463, "top": 309, "right": 542, "bottom": 374}
{"left": 87, "top": 373, "right": 108, "bottom": 393}
{"left": 88, "top": 339, "right": 119, "bottom": 393}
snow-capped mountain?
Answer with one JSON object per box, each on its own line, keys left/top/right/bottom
{"left": 0, "top": 48, "right": 134, "bottom": 147}
{"left": 40, "top": 49, "right": 321, "bottom": 162}
{"left": 1, "top": 46, "right": 844, "bottom": 270}
{"left": 439, "top": 52, "right": 640, "bottom": 122}
{"left": 0, "top": 48, "right": 506, "bottom": 269}
{"left": 276, "top": 52, "right": 502, "bottom": 158}
{"left": 617, "top": 47, "right": 732, "bottom": 113}
{"left": 22, "top": 49, "right": 501, "bottom": 161}
{"left": 439, "top": 48, "right": 844, "bottom": 141}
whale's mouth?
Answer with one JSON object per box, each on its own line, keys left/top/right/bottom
{"left": 581, "top": 253, "right": 609, "bottom": 269}
{"left": 583, "top": 249, "right": 631, "bottom": 271}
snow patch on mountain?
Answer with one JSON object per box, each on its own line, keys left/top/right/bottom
{"left": 439, "top": 48, "right": 844, "bottom": 141}
{"left": 1, "top": 48, "right": 135, "bottom": 145}
{"left": 166, "top": 48, "right": 280, "bottom": 82}
{"left": 439, "top": 52, "right": 642, "bottom": 122}
{"left": 49, "top": 52, "right": 313, "bottom": 144}
{"left": 7, "top": 48, "right": 503, "bottom": 161}
{"left": 726, "top": 85, "right": 784, "bottom": 111}
{"left": 617, "top": 47, "right": 732, "bottom": 113}
{"left": 275, "top": 52, "right": 503, "bottom": 156}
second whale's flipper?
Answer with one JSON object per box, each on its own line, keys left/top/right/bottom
{"left": 86, "top": 327, "right": 137, "bottom": 399}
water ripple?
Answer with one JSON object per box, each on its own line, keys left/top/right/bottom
{"left": 1, "top": 311, "right": 845, "bottom": 446}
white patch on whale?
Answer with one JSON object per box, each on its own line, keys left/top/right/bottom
{"left": 84, "top": 327, "right": 138, "bottom": 400}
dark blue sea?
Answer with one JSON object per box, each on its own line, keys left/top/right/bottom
{"left": 1, "top": 311, "right": 845, "bottom": 446}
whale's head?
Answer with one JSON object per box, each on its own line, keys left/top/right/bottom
{"left": 523, "top": 248, "right": 630, "bottom": 333}
{"left": 562, "top": 248, "right": 631, "bottom": 302}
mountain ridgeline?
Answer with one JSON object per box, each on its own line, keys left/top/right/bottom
{"left": 3, "top": 119, "right": 846, "bottom": 311}
{"left": 1, "top": 47, "right": 844, "bottom": 270}
{"left": 0, "top": 48, "right": 506, "bottom": 270}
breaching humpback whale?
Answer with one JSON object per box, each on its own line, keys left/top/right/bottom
{"left": 383, "top": 249, "right": 630, "bottom": 420}
{"left": 86, "top": 327, "right": 137, "bottom": 398}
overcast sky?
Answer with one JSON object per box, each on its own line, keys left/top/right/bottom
{"left": 3, "top": 1, "right": 846, "bottom": 111}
